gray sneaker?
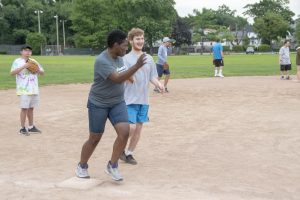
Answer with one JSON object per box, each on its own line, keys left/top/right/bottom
{"left": 28, "top": 126, "right": 42, "bottom": 134}
{"left": 120, "top": 152, "right": 138, "bottom": 165}
{"left": 19, "top": 127, "right": 30, "bottom": 136}
{"left": 105, "top": 162, "right": 123, "bottom": 181}
{"left": 75, "top": 163, "right": 90, "bottom": 178}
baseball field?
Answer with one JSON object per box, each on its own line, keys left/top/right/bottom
{"left": 0, "top": 54, "right": 299, "bottom": 200}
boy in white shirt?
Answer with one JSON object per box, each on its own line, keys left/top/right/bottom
{"left": 10, "top": 45, "right": 44, "bottom": 136}
{"left": 121, "top": 28, "right": 164, "bottom": 164}
{"left": 279, "top": 40, "right": 291, "bottom": 80}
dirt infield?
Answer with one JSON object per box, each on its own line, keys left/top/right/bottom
{"left": 0, "top": 76, "right": 299, "bottom": 200}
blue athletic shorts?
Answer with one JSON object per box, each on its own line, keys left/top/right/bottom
{"left": 127, "top": 104, "right": 149, "bottom": 124}
{"left": 87, "top": 100, "right": 128, "bottom": 134}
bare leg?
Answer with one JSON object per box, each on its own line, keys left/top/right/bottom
{"left": 297, "top": 66, "right": 300, "bottom": 81}
{"left": 27, "top": 108, "right": 34, "bottom": 126}
{"left": 79, "top": 133, "right": 102, "bottom": 165}
{"left": 154, "top": 77, "right": 162, "bottom": 91}
{"left": 164, "top": 74, "right": 170, "bottom": 87}
{"left": 128, "top": 123, "right": 143, "bottom": 152}
{"left": 110, "top": 122, "right": 129, "bottom": 164}
{"left": 20, "top": 108, "right": 28, "bottom": 128}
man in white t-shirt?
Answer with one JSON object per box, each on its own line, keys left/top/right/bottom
{"left": 10, "top": 45, "right": 44, "bottom": 136}
{"left": 121, "top": 28, "right": 164, "bottom": 164}
{"left": 279, "top": 40, "right": 292, "bottom": 80}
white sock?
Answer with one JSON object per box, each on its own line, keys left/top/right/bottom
{"left": 215, "top": 69, "right": 218, "bottom": 75}
{"left": 219, "top": 69, "right": 223, "bottom": 75}
{"left": 125, "top": 150, "right": 133, "bottom": 156}
{"left": 28, "top": 125, "right": 34, "bottom": 129}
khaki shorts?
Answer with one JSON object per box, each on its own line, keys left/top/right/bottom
{"left": 19, "top": 95, "right": 39, "bottom": 108}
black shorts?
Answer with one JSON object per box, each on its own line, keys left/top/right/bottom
{"left": 213, "top": 59, "right": 224, "bottom": 67}
{"left": 156, "top": 64, "right": 170, "bottom": 77}
{"left": 280, "top": 64, "right": 291, "bottom": 71}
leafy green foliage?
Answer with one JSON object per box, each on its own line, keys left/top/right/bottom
{"left": 258, "top": 44, "right": 271, "bottom": 52}
{"left": 244, "top": 0, "right": 294, "bottom": 23}
{"left": 26, "top": 33, "right": 46, "bottom": 54}
{"left": 253, "top": 12, "right": 289, "bottom": 44}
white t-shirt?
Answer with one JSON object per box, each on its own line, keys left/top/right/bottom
{"left": 279, "top": 46, "right": 291, "bottom": 65}
{"left": 123, "top": 52, "right": 158, "bottom": 105}
{"left": 10, "top": 58, "right": 44, "bottom": 95}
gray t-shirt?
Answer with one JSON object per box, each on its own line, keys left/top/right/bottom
{"left": 123, "top": 52, "right": 158, "bottom": 105}
{"left": 88, "top": 50, "right": 125, "bottom": 107}
{"left": 157, "top": 45, "right": 168, "bottom": 65}
{"left": 279, "top": 46, "right": 291, "bottom": 65}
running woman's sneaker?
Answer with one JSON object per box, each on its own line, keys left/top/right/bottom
{"left": 105, "top": 161, "right": 123, "bottom": 181}
{"left": 75, "top": 163, "right": 90, "bottom": 178}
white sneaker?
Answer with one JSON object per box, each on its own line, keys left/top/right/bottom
{"left": 214, "top": 74, "right": 218, "bottom": 77}
{"left": 75, "top": 163, "right": 90, "bottom": 178}
{"left": 219, "top": 74, "right": 224, "bottom": 78}
{"left": 105, "top": 162, "right": 123, "bottom": 181}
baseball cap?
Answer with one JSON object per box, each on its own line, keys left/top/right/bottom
{"left": 21, "top": 45, "right": 32, "bottom": 50}
{"left": 162, "top": 37, "right": 172, "bottom": 43}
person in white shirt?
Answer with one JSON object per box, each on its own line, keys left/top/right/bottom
{"left": 10, "top": 45, "right": 44, "bottom": 136}
{"left": 279, "top": 40, "right": 292, "bottom": 80}
{"left": 121, "top": 28, "right": 164, "bottom": 164}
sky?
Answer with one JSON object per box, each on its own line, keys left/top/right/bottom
{"left": 174, "top": 0, "right": 300, "bottom": 23}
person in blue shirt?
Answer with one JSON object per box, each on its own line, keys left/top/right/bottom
{"left": 212, "top": 39, "right": 224, "bottom": 77}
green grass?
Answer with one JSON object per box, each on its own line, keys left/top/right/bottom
{"left": 0, "top": 53, "right": 296, "bottom": 90}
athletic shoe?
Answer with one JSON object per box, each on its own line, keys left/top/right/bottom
{"left": 28, "top": 126, "right": 42, "bottom": 134}
{"left": 120, "top": 152, "right": 138, "bottom": 165}
{"left": 285, "top": 76, "right": 291, "bottom": 80}
{"left": 126, "top": 155, "right": 138, "bottom": 165}
{"left": 280, "top": 76, "right": 285, "bottom": 80}
{"left": 153, "top": 88, "right": 160, "bottom": 93}
{"left": 219, "top": 74, "right": 224, "bottom": 78}
{"left": 165, "top": 88, "right": 169, "bottom": 93}
{"left": 75, "top": 163, "right": 90, "bottom": 178}
{"left": 19, "top": 127, "right": 30, "bottom": 136}
{"left": 105, "top": 162, "right": 123, "bottom": 181}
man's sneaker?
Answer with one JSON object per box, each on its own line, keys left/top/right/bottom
{"left": 218, "top": 74, "right": 224, "bottom": 78}
{"left": 28, "top": 126, "right": 42, "bottom": 133}
{"left": 165, "top": 88, "right": 169, "bottom": 93}
{"left": 285, "top": 76, "right": 291, "bottom": 80}
{"left": 75, "top": 163, "right": 90, "bottom": 178}
{"left": 19, "top": 127, "right": 30, "bottom": 136}
{"left": 120, "top": 152, "right": 138, "bottom": 165}
{"left": 105, "top": 162, "right": 123, "bottom": 181}
{"left": 126, "top": 154, "right": 138, "bottom": 165}
{"left": 281, "top": 76, "right": 285, "bottom": 80}
{"left": 153, "top": 88, "right": 160, "bottom": 93}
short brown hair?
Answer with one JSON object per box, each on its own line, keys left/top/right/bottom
{"left": 128, "top": 28, "right": 144, "bottom": 41}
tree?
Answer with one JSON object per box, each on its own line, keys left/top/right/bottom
{"left": 244, "top": 0, "right": 294, "bottom": 23}
{"left": 295, "top": 17, "right": 300, "bottom": 44}
{"left": 171, "top": 16, "right": 192, "bottom": 47}
{"left": 253, "top": 12, "right": 289, "bottom": 45}
{"left": 13, "top": 29, "right": 30, "bottom": 44}
{"left": 26, "top": 32, "right": 46, "bottom": 54}
{"left": 71, "top": 0, "right": 176, "bottom": 50}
